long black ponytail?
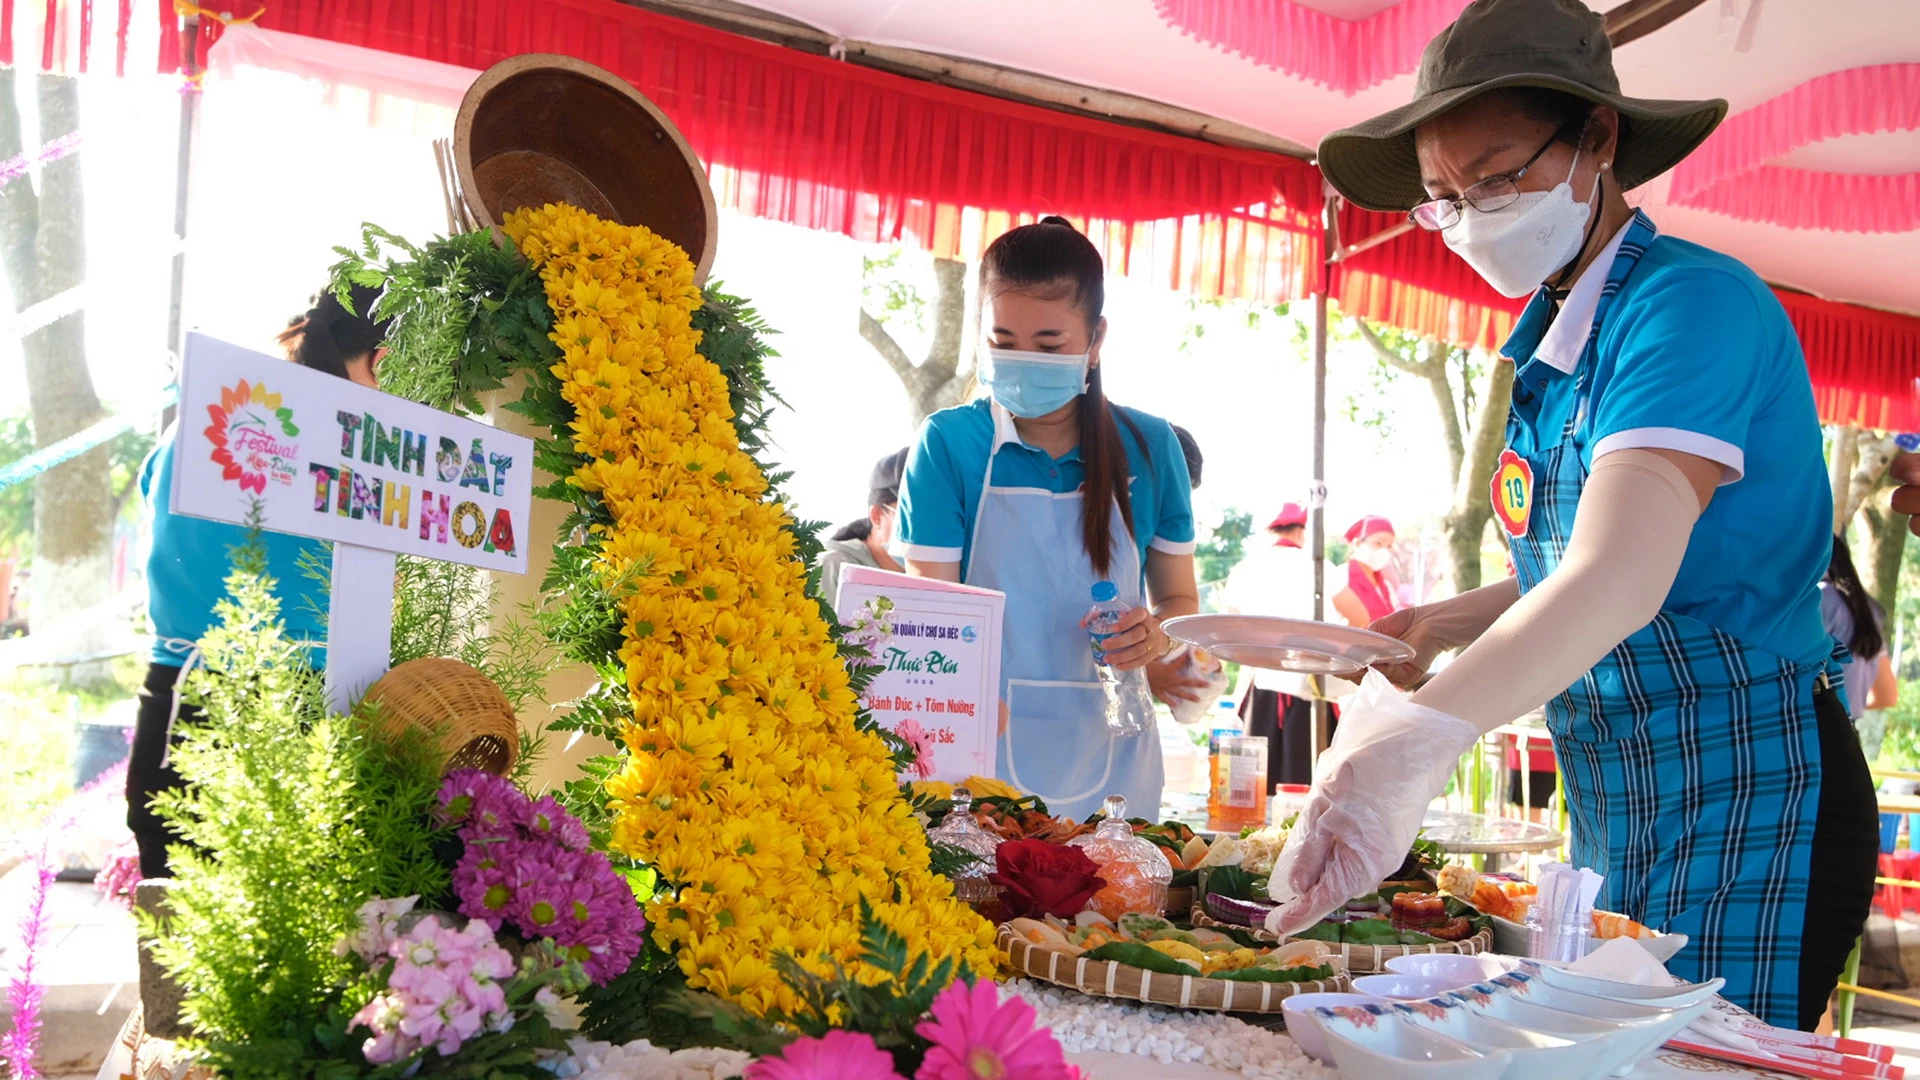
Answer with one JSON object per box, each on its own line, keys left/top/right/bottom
{"left": 980, "top": 216, "right": 1146, "bottom": 578}
{"left": 1829, "top": 532, "right": 1885, "bottom": 660}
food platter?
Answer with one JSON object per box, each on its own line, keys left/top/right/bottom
{"left": 1189, "top": 897, "right": 1497, "bottom": 974}
{"left": 996, "top": 921, "right": 1350, "bottom": 1013}
{"left": 1162, "top": 614, "right": 1415, "bottom": 675}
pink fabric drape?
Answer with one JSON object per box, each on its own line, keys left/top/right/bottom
{"left": 1669, "top": 64, "right": 1920, "bottom": 234}
{"left": 1153, "top": 0, "right": 1472, "bottom": 96}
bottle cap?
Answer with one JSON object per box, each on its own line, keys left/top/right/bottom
{"left": 1090, "top": 581, "right": 1118, "bottom": 603}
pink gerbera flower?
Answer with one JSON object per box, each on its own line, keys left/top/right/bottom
{"left": 746, "top": 1030, "right": 905, "bottom": 1080}
{"left": 916, "top": 979, "right": 1078, "bottom": 1080}
{"left": 894, "top": 719, "right": 938, "bottom": 780}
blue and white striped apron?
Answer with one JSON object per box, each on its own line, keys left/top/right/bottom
{"left": 1505, "top": 212, "right": 1830, "bottom": 1027}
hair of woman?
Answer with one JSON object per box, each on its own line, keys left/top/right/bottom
{"left": 830, "top": 519, "right": 873, "bottom": 543}
{"left": 275, "top": 284, "right": 390, "bottom": 380}
{"left": 980, "top": 215, "right": 1145, "bottom": 577}
{"left": 1829, "top": 531, "right": 1885, "bottom": 660}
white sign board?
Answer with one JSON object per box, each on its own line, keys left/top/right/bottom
{"left": 172, "top": 332, "right": 533, "bottom": 572}
{"left": 836, "top": 567, "right": 1002, "bottom": 783}
{"left": 172, "top": 332, "right": 535, "bottom": 710}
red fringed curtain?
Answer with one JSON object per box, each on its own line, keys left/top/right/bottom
{"left": 254, "top": 0, "right": 1325, "bottom": 303}
{"left": 1331, "top": 203, "right": 1920, "bottom": 431}
{"left": 1778, "top": 289, "right": 1920, "bottom": 431}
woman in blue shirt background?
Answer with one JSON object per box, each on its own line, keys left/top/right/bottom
{"left": 896, "top": 217, "right": 1199, "bottom": 822}
{"left": 128, "top": 285, "right": 388, "bottom": 877}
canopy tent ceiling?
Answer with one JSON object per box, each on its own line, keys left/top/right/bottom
{"left": 736, "top": 0, "right": 1920, "bottom": 321}
{"left": 7, "top": 0, "right": 1918, "bottom": 423}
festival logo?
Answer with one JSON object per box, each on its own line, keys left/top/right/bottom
{"left": 204, "top": 378, "right": 302, "bottom": 494}
{"left": 1490, "top": 448, "right": 1534, "bottom": 538}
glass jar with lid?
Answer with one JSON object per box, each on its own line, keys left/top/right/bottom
{"left": 925, "top": 788, "right": 1004, "bottom": 905}
{"left": 1066, "top": 795, "right": 1172, "bottom": 921}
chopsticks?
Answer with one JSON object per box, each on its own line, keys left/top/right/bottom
{"left": 1668, "top": 1030, "right": 1905, "bottom": 1080}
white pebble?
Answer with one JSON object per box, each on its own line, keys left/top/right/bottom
{"left": 999, "top": 979, "right": 1336, "bottom": 1080}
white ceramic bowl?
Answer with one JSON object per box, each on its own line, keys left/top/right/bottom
{"left": 1317, "top": 1009, "right": 1511, "bottom": 1080}
{"left": 1397, "top": 998, "right": 1610, "bottom": 1080}
{"left": 1384, "top": 953, "right": 1516, "bottom": 986}
{"left": 1353, "top": 973, "right": 1466, "bottom": 1000}
{"left": 1281, "top": 992, "right": 1386, "bottom": 1062}
{"left": 1528, "top": 963, "right": 1726, "bottom": 1009}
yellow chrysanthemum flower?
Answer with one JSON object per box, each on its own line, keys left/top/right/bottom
{"left": 503, "top": 204, "right": 996, "bottom": 1012}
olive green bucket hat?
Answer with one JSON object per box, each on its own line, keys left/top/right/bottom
{"left": 1317, "top": 0, "right": 1727, "bottom": 212}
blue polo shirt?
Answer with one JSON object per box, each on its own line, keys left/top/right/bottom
{"left": 896, "top": 398, "right": 1195, "bottom": 586}
{"left": 1503, "top": 223, "right": 1831, "bottom": 666}
{"left": 142, "top": 426, "right": 331, "bottom": 666}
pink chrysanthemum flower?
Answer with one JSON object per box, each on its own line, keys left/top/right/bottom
{"left": 435, "top": 769, "right": 529, "bottom": 838}
{"left": 745, "top": 1030, "right": 905, "bottom": 1080}
{"left": 915, "top": 979, "right": 1079, "bottom": 1080}
{"left": 526, "top": 794, "right": 590, "bottom": 850}
{"left": 452, "top": 841, "right": 521, "bottom": 931}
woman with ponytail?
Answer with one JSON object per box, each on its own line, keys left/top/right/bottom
{"left": 128, "top": 285, "right": 390, "bottom": 876}
{"left": 895, "top": 217, "right": 1199, "bottom": 820}
{"left": 1821, "top": 533, "right": 1899, "bottom": 759}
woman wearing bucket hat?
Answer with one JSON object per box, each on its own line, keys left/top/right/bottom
{"left": 1269, "top": 0, "right": 1877, "bottom": 1029}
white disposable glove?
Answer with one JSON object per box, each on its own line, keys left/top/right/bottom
{"left": 1264, "top": 672, "right": 1480, "bottom": 937}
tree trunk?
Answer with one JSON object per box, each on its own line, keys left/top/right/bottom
{"left": 1423, "top": 340, "right": 1465, "bottom": 481}
{"left": 1860, "top": 482, "right": 1909, "bottom": 623}
{"left": 0, "top": 72, "right": 112, "bottom": 686}
{"left": 858, "top": 256, "right": 975, "bottom": 428}
{"left": 1847, "top": 433, "right": 1901, "bottom": 528}
{"left": 1442, "top": 357, "right": 1516, "bottom": 595}
{"left": 1830, "top": 425, "right": 1859, "bottom": 536}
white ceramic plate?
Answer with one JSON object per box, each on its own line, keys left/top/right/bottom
{"left": 1162, "top": 614, "right": 1416, "bottom": 675}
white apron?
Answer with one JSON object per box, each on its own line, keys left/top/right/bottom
{"left": 963, "top": 411, "right": 1163, "bottom": 822}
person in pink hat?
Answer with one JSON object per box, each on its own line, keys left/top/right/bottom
{"left": 1332, "top": 515, "right": 1402, "bottom": 628}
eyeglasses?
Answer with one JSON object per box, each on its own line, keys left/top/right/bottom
{"left": 1408, "top": 123, "right": 1575, "bottom": 231}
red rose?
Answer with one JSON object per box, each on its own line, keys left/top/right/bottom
{"left": 988, "top": 839, "right": 1106, "bottom": 920}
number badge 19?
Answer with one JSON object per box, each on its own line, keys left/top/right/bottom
{"left": 1491, "top": 448, "right": 1534, "bottom": 538}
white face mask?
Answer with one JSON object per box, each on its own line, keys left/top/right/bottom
{"left": 1355, "top": 544, "right": 1393, "bottom": 572}
{"left": 1442, "top": 148, "right": 1599, "bottom": 299}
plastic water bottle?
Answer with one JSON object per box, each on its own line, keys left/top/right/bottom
{"left": 1087, "top": 581, "right": 1156, "bottom": 737}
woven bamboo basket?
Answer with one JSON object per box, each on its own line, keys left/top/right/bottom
{"left": 362, "top": 658, "right": 520, "bottom": 776}
{"left": 997, "top": 925, "right": 1349, "bottom": 1014}
{"left": 1190, "top": 898, "right": 1495, "bottom": 974}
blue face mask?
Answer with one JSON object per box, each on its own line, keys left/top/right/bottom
{"left": 978, "top": 346, "right": 1090, "bottom": 419}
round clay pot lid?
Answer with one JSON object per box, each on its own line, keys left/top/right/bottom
{"left": 454, "top": 53, "right": 718, "bottom": 283}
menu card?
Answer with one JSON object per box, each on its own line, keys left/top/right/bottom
{"left": 836, "top": 567, "right": 1004, "bottom": 783}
